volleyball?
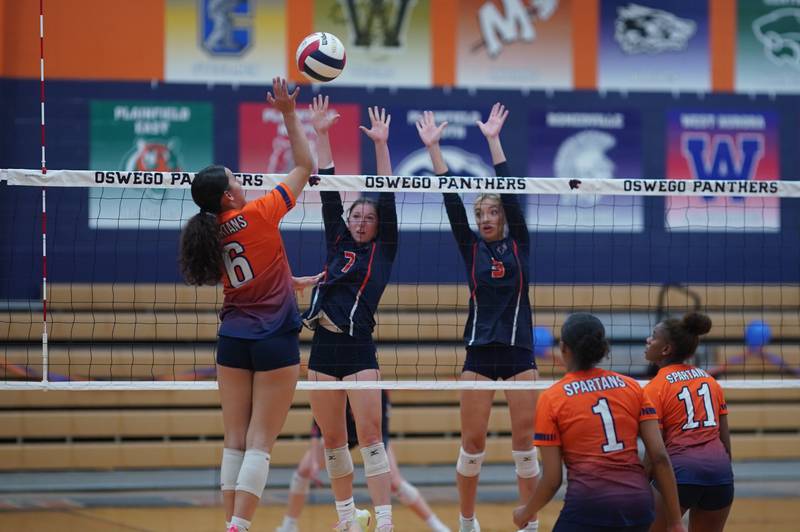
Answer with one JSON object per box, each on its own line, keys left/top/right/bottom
{"left": 295, "top": 32, "right": 346, "bottom": 83}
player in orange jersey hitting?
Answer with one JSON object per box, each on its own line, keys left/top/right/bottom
{"left": 513, "top": 313, "right": 686, "bottom": 532}
{"left": 643, "top": 313, "right": 733, "bottom": 532}
{"left": 179, "top": 78, "right": 315, "bottom": 532}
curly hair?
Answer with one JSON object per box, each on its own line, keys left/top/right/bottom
{"left": 660, "top": 312, "right": 713, "bottom": 362}
{"left": 179, "top": 165, "right": 229, "bottom": 286}
{"left": 561, "top": 313, "right": 610, "bottom": 371}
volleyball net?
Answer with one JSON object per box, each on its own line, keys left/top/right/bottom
{"left": 1, "top": 168, "right": 799, "bottom": 390}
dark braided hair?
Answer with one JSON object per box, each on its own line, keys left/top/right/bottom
{"left": 561, "top": 313, "right": 610, "bottom": 371}
{"left": 179, "top": 165, "right": 229, "bottom": 286}
{"left": 660, "top": 312, "right": 713, "bottom": 363}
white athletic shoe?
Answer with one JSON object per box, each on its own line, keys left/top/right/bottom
{"left": 276, "top": 522, "right": 299, "bottom": 532}
{"left": 458, "top": 516, "right": 480, "bottom": 532}
{"left": 356, "top": 508, "right": 375, "bottom": 532}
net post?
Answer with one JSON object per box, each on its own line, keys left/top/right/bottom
{"left": 39, "top": 0, "right": 48, "bottom": 387}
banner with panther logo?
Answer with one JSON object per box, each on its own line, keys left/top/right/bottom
{"left": 456, "top": 0, "right": 572, "bottom": 88}
{"left": 238, "top": 101, "right": 362, "bottom": 229}
{"left": 165, "top": 0, "right": 286, "bottom": 83}
{"left": 391, "top": 107, "right": 495, "bottom": 231}
{"left": 736, "top": 1, "right": 800, "bottom": 93}
{"left": 598, "top": 0, "right": 709, "bottom": 91}
{"left": 665, "top": 110, "right": 780, "bottom": 232}
{"left": 526, "top": 110, "right": 644, "bottom": 232}
{"left": 313, "top": 0, "right": 432, "bottom": 86}
{"left": 88, "top": 100, "right": 213, "bottom": 229}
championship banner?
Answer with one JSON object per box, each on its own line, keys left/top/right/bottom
{"left": 238, "top": 101, "right": 362, "bottom": 228}
{"left": 665, "top": 110, "right": 781, "bottom": 232}
{"left": 736, "top": 0, "right": 800, "bottom": 93}
{"left": 598, "top": 0, "right": 709, "bottom": 91}
{"left": 526, "top": 110, "right": 644, "bottom": 232}
{"left": 313, "top": 0, "right": 432, "bottom": 87}
{"left": 165, "top": 0, "right": 286, "bottom": 84}
{"left": 455, "top": 0, "right": 572, "bottom": 88}
{"left": 392, "top": 107, "right": 495, "bottom": 230}
{"left": 88, "top": 101, "right": 214, "bottom": 229}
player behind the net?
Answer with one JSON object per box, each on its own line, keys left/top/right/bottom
{"left": 301, "top": 96, "right": 397, "bottom": 532}
{"left": 416, "top": 103, "right": 540, "bottom": 532}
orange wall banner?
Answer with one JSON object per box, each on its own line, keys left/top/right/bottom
{"left": 3, "top": 0, "right": 164, "bottom": 81}
{"left": 710, "top": 0, "right": 734, "bottom": 92}
{"left": 287, "top": 0, "right": 313, "bottom": 84}
{"left": 572, "top": 0, "right": 597, "bottom": 90}
{"left": 455, "top": 0, "right": 573, "bottom": 89}
{"left": 431, "top": 0, "right": 457, "bottom": 86}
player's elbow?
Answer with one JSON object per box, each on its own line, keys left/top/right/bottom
{"left": 649, "top": 448, "right": 672, "bottom": 470}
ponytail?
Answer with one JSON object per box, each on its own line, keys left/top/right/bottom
{"left": 661, "top": 312, "right": 713, "bottom": 362}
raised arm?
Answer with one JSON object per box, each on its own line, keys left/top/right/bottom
{"left": 479, "top": 103, "right": 529, "bottom": 250}
{"left": 268, "top": 77, "right": 313, "bottom": 200}
{"left": 310, "top": 94, "right": 339, "bottom": 171}
{"left": 416, "top": 110, "right": 474, "bottom": 256}
{"left": 361, "top": 106, "right": 398, "bottom": 256}
{"left": 310, "top": 95, "right": 346, "bottom": 245}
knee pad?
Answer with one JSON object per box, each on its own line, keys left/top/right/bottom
{"left": 360, "top": 442, "right": 390, "bottom": 477}
{"left": 235, "top": 449, "right": 271, "bottom": 498}
{"left": 289, "top": 471, "right": 310, "bottom": 495}
{"left": 325, "top": 444, "right": 354, "bottom": 479}
{"left": 456, "top": 447, "right": 485, "bottom": 477}
{"left": 221, "top": 448, "right": 245, "bottom": 491}
{"left": 395, "top": 479, "right": 420, "bottom": 506}
{"left": 512, "top": 448, "right": 540, "bottom": 479}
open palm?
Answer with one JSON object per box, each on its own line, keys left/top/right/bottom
{"left": 359, "top": 106, "right": 391, "bottom": 143}
{"left": 309, "top": 95, "right": 340, "bottom": 134}
{"left": 415, "top": 110, "right": 448, "bottom": 147}
{"left": 476, "top": 102, "right": 509, "bottom": 139}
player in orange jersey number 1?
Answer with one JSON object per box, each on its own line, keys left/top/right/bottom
{"left": 513, "top": 314, "right": 687, "bottom": 532}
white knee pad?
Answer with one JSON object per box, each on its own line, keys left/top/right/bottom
{"left": 325, "top": 444, "right": 354, "bottom": 479}
{"left": 235, "top": 449, "right": 271, "bottom": 498}
{"left": 395, "top": 479, "right": 420, "bottom": 506}
{"left": 456, "top": 447, "right": 485, "bottom": 477}
{"left": 220, "top": 448, "right": 244, "bottom": 491}
{"left": 512, "top": 448, "right": 540, "bottom": 479}
{"left": 289, "top": 471, "right": 310, "bottom": 495}
{"left": 360, "top": 442, "right": 391, "bottom": 477}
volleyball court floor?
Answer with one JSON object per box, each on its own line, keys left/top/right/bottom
{"left": 1, "top": 462, "right": 798, "bottom": 531}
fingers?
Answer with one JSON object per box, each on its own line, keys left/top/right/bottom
{"left": 323, "top": 94, "right": 329, "bottom": 110}
{"left": 367, "top": 105, "right": 375, "bottom": 125}
{"left": 385, "top": 112, "right": 391, "bottom": 127}
{"left": 438, "top": 121, "right": 449, "bottom": 133}
{"left": 415, "top": 120, "right": 423, "bottom": 134}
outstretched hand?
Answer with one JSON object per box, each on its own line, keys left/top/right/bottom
{"left": 359, "top": 106, "right": 391, "bottom": 144}
{"left": 267, "top": 77, "right": 300, "bottom": 114}
{"left": 512, "top": 505, "right": 530, "bottom": 529}
{"left": 309, "top": 95, "right": 340, "bottom": 134}
{"left": 476, "top": 102, "right": 508, "bottom": 139}
{"left": 415, "top": 110, "right": 448, "bottom": 147}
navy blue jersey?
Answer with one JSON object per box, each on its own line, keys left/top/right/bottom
{"left": 303, "top": 167, "right": 398, "bottom": 339}
{"left": 442, "top": 162, "right": 532, "bottom": 350}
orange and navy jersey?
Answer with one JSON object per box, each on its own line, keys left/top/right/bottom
{"left": 216, "top": 183, "right": 300, "bottom": 339}
{"left": 644, "top": 364, "right": 733, "bottom": 486}
{"left": 534, "top": 368, "right": 658, "bottom": 528}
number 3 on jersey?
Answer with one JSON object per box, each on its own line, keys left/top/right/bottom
{"left": 223, "top": 242, "right": 254, "bottom": 288}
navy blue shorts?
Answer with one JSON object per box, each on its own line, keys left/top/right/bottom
{"left": 553, "top": 518, "right": 649, "bottom": 532}
{"left": 678, "top": 483, "right": 734, "bottom": 511}
{"left": 463, "top": 343, "right": 536, "bottom": 380}
{"left": 308, "top": 326, "right": 379, "bottom": 379}
{"left": 216, "top": 331, "right": 300, "bottom": 372}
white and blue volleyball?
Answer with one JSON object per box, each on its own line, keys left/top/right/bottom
{"left": 296, "top": 32, "right": 346, "bottom": 82}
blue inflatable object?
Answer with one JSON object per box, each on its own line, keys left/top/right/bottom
{"left": 533, "top": 326, "right": 554, "bottom": 357}
{"left": 745, "top": 320, "right": 772, "bottom": 349}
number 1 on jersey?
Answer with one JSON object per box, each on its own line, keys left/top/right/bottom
{"left": 592, "top": 398, "right": 625, "bottom": 453}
